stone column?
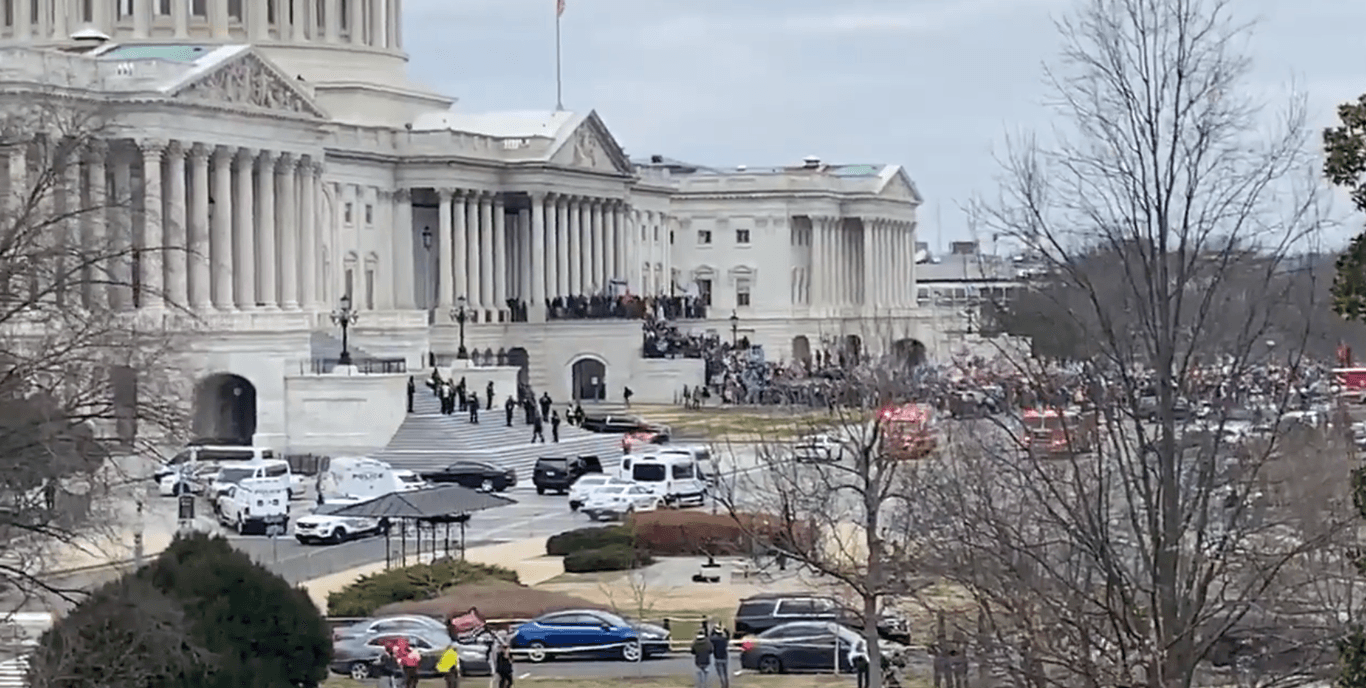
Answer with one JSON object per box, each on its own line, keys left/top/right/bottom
{"left": 808, "top": 217, "right": 823, "bottom": 311}
{"left": 562, "top": 197, "right": 579, "bottom": 295}
{"left": 437, "top": 188, "right": 454, "bottom": 309}
{"left": 139, "top": 141, "right": 165, "bottom": 311}
{"left": 349, "top": 0, "right": 362, "bottom": 43}
{"left": 393, "top": 189, "right": 414, "bottom": 309}
{"left": 607, "top": 202, "right": 620, "bottom": 284}
{"left": 547, "top": 195, "right": 562, "bottom": 299}
{"left": 109, "top": 152, "right": 135, "bottom": 310}
{"left": 52, "top": 0, "right": 68, "bottom": 39}
{"left": 300, "top": 160, "right": 320, "bottom": 308}
{"left": 291, "top": 0, "right": 306, "bottom": 40}
{"left": 211, "top": 0, "right": 230, "bottom": 38}
{"left": 624, "top": 207, "right": 636, "bottom": 289}
{"left": 492, "top": 194, "right": 506, "bottom": 315}
{"left": 162, "top": 143, "right": 187, "bottom": 308}
{"left": 478, "top": 193, "right": 493, "bottom": 315}
{"left": 229, "top": 148, "right": 255, "bottom": 309}
{"left": 370, "top": 0, "right": 384, "bottom": 46}
{"left": 325, "top": 0, "right": 339, "bottom": 40}
{"left": 209, "top": 147, "right": 234, "bottom": 309}
{"left": 187, "top": 144, "right": 211, "bottom": 310}
{"left": 14, "top": 0, "right": 29, "bottom": 41}
{"left": 277, "top": 154, "right": 298, "bottom": 309}
{"left": 173, "top": 0, "right": 188, "bottom": 36}
{"left": 132, "top": 0, "right": 150, "bottom": 37}
{"left": 518, "top": 207, "right": 532, "bottom": 301}
{"left": 375, "top": 190, "right": 394, "bottom": 309}
{"left": 80, "top": 143, "right": 104, "bottom": 308}
{"left": 530, "top": 192, "right": 546, "bottom": 313}
{"left": 255, "top": 151, "right": 277, "bottom": 308}
{"left": 588, "top": 199, "right": 603, "bottom": 292}
{"left": 578, "top": 200, "right": 592, "bottom": 294}
{"left": 467, "top": 192, "right": 483, "bottom": 311}
{"left": 453, "top": 190, "right": 468, "bottom": 303}
{"left": 249, "top": 0, "right": 267, "bottom": 39}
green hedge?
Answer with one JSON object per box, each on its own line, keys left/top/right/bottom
{"left": 563, "top": 544, "right": 654, "bottom": 573}
{"left": 327, "top": 557, "right": 519, "bottom": 617}
{"left": 546, "top": 525, "right": 633, "bottom": 556}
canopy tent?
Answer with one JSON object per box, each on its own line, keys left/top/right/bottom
{"left": 329, "top": 484, "right": 517, "bottom": 567}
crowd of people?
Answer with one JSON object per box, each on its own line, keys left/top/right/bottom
{"left": 548, "top": 294, "right": 708, "bottom": 321}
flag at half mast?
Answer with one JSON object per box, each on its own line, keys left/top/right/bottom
{"left": 557, "top": 0, "right": 565, "bottom": 17}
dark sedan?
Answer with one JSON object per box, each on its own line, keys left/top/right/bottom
{"left": 420, "top": 461, "right": 516, "bottom": 492}
{"left": 510, "top": 609, "right": 670, "bottom": 662}
{"left": 580, "top": 414, "right": 658, "bottom": 434}
{"left": 739, "top": 622, "right": 860, "bottom": 674}
{"left": 329, "top": 632, "right": 491, "bottom": 680}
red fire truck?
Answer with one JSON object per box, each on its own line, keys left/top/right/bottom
{"left": 1021, "top": 408, "right": 1098, "bottom": 456}
{"left": 1334, "top": 368, "right": 1366, "bottom": 404}
{"left": 878, "top": 403, "right": 939, "bottom": 459}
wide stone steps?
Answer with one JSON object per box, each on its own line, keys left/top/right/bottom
{"left": 371, "top": 390, "right": 622, "bottom": 481}
{"left": 309, "top": 330, "right": 379, "bottom": 360}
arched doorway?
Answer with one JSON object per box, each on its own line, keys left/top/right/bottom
{"left": 571, "top": 358, "right": 607, "bottom": 401}
{"left": 507, "top": 347, "right": 530, "bottom": 388}
{"left": 843, "top": 335, "right": 863, "bottom": 366}
{"left": 791, "top": 335, "right": 812, "bottom": 365}
{"left": 892, "top": 338, "right": 928, "bottom": 368}
{"left": 193, "top": 374, "right": 257, "bottom": 445}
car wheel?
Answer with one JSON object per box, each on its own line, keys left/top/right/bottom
{"left": 235, "top": 516, "right": 245, "bottom": 535}
{"left": 569, "top": 501, "right": 580, "bottom": 511}
{"left": 348, "top": 661, "right": 372, "bottom": 680}
{"left": 480, "top": 479, "right": 494, "bottom": 492}
{"left": 526, "top": 641, "right": 548, "bottom": 663}
{"left": 621, "top": 639, "right": 642, "bottom": 662}
{"left": 758, "top": 655, "right": 782, "bottom": 674}
{"left": 586, "top": 512, "right": 599, "bottom": 521}
{"left": 536, "top": 487, "right": 545, "bottom": 495}
{"left": 329, "top": 528, "right": 348, "bottom": 544}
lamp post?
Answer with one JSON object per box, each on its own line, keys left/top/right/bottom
{"left": 729, "top": 310, "right": 739, "bottom": 347}
{"left": 450, "top": 295, "right": 469, "bottom": 360}
{"left": 331, "top": 294, "right": 359, "bottom": 365}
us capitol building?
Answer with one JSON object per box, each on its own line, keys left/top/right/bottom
{"left": 0, "top": 0, "right": 935, "bottom": 450}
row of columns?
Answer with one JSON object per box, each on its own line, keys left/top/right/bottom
{"left": 809, "top": 216, "right": 914, "bottom": 312}
{"left": 6, "top": 0, "right": 401, "bottom": 50}
{"left": 22, "top": 138, "right": 323, "bottom": 313}
{"left": 634, "top": 209, "right": 672, "bottom": 296}
{"left": 431, "top": 191, "right": 633, "bottom": 320}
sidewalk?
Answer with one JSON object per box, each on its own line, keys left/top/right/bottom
{"left": 298, "top": 537, "right": 560, "bottom": 612}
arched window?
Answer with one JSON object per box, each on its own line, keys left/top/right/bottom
{"left": 364, "top": 253, "right": 379, "bottom": 310}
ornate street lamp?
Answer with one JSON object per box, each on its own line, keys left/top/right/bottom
{"left": 331, "top": 294, "right": 359, "bottom": 365}
{"left": 450, "top": 295, "right": 469, "bottom": 360}
{"left": 729, "top": 310, "right": 739, "bottom": 347}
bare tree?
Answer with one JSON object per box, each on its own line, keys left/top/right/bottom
{"left": 903, "top": 1, "right": 1353, "bottom": 688}
{"left": 0, "top": 97, "right": 188, "bottom": 610}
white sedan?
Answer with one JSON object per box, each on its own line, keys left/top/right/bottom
{"left": 582, "top": 485, "right": 661, "bottom": 521}
{"left": 567, "top": 474, "right": 632, "bottom": 511}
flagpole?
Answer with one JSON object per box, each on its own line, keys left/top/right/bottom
{"left": 554, "top": 2, "right": 564, "bottom": 111}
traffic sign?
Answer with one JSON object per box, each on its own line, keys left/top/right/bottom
{"left": 177, "top": 495, "right": 195, "bottom": 521}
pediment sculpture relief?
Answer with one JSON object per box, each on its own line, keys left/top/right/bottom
{"left": 180, "top": 55, "right": 319, "bottom": 117}
{"left": 570, "top": 129, "right": 617, "bottom": 172}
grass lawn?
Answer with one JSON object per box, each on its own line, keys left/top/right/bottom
{"left": 325, "top": 675, "right": 862, "bottom": 688}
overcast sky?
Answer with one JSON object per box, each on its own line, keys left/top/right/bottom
{"left": 402, "top": 0, "right": 1366, "bottom": 249}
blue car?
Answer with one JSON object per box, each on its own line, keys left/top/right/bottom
{"left": 510, "top": 609, "right": 670, "bottom": 663}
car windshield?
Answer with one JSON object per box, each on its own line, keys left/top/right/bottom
{"left": 632, "top": 464, "right": 666, "bottom": 482}
{"left": 218, "top": 467, "right": 254, "bottom": 483}
{"left": 399, "top": 474, "right": 422, "bottom": 484}
{"left": 595, "top": 612, "right": 628, "bottom": 627}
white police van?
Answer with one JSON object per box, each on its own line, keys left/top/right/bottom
{"left": 628, "top": 453, "right": 707, "bottom": 508}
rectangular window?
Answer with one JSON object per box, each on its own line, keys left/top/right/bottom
{"left": 365, "top": 269, "right": 375, "bottom": 310}
{"left": 191, "top": 0, "right": 206, "bottom": 16}
{"left": 365, "top": 204, "right": 373, "bottom": 224}
{"left": 4, "top": 0, "right": 13, "bottom": 27}
{"left": 265, "top": 0, "right": 273, "bottom": 21}
{"left": 158, "top": 0, "right": 170, "bottom": 14}
{"left": 81, "top": 0, "right": 91, "bottom": 22}
{"left": 227, "top": 0, "right": 241, "bottom": 19}
{"left": 343, "top": 202, "right": 353, "bottom": 224}
{"left": 669, "top": 230, "right": 674, "bottom": 244}
{"left": 315, "top": 0, "right": 324, "bottom": 30}
{"left": 736, "top": 228, "right": 750, "bottom": 245}
{"left": 697, "top": 279, "right": 712, "bottom": 306}
{"left": 344, "top": 268, "right": 354, "bottom": 299}
{"left": 736, "top": 279, "right": 751, "bottom": 307}
{"left": 653, "top": 226, "right": 659, "bottom": 242}
{"left": 339, "top": 0, "right": 347, "bottom": 28}
{"left": 697, "top": 229, "right": 712, "bottom": 245}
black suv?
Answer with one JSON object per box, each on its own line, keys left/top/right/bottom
{"left": 532, "top": 456, "right": 602, "bottom": 494}
{"left": 733, "top": 594, "right": 909, "bottom": 644}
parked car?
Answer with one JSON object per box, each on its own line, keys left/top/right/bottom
{"left": 733, "top": 594, "right": 907, "bottom": 643}
{"left": 580, "top": 414, "right": 658, "bottom": 434}
{"left": 567, "top": 474, "right": 632, "bottom": 511}
{"left": 333, "top": 616, "right": 449, "bottom": 642}
{"left": 581, "top": 484, "right": 661, "bottom": 521}
{"left": 295, "top": 500, "right": 382, "bottom": 545}
{"left": 420, "top": 461, "right": 516, "bottom": 492}
{"left": 157, "top": 462, "right": 219, "bottom": 497}
{"left": 739, "top": 622, "right": 860, "bottom": 674}
{"left": 330, "top": 632, "right": 490, "bottom": 680}
{"left": 532, "top": 456, "right": 602, "bottom": 495}
{"left": 510, "top": 610, "right": 669, "bottom": 663}
{"left": 792, "top": 434, "right": 845, "bottom": 463}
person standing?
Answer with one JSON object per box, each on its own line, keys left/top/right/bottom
{"left": 400, "top": 643, "right": 422, "bottom": 688}
{"left": 709, "top": 626, "right": 731, "bottom": 688}
{"left": 551, "top": 410, "right": 561, "bottom": 443}
{"left": 437, "top": 644, "right": 460, "bottom": 688}
{"left": 486, "top": 381, "right": 495, "bottom": 410}
{"left": 531, "top": 413, "right": 546, "bottom": 443}
{"left": 374, "top": 642, "right": 401, "bottom": 688}
{"left": 623, "top": 386, "right": 634, "bottom": 408}
{"left": 468, "top": 392, "right": 479, "bottom": 424}
{"left": 504, "top": 396, "right": 516, "bottom": 427}
{"left": 849, "top": 638, "right": 871, "bottom": 688}
{"left": 495, "top": 643, "right": 514, "bottom": 688}
{"left": 406, "top": 376, "right": 415, "bottom": 413}
{"left": 690, "top": 631, "right": 713, "bottom": 688}
{"left": 539, "top": 392, "right": 552, "bottom": 419}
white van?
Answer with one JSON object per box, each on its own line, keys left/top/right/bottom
{"left": 629, "top": 453, "right": 707, "bottom": 508}
{"left": 654, "top": 445, "right": 716, "bottom": 486}
{"left": 216, "top": 478, "right": 290, "bottom": 535}
{"left": 319, "top": 457, "right": 427, "bottom": 500}
{"left": 155, "top": 445, "right": 275, "bottom": 480}
{"left": 206, "top": 460, "right": 296, "bottom": 503}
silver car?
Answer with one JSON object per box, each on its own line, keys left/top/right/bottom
{"left": 332, "top": 615, "right": 449, "bottom": 642}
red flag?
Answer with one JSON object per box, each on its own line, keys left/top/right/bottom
{"left": 448, "top": 608, "right": 487, "bottom": 641}
{"left": 557, "top": 0, "right": 565, "bottom": 17}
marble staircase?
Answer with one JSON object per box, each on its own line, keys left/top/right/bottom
{"left": 371, "top": 387, "right": 622, "bottom": 482}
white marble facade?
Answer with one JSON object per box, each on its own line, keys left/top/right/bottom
{"left": 0, "top": 0, "right": 928, "bottom": 449}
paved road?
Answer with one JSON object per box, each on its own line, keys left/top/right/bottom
{"left": 513, "top": 654, "right": 701, "bottom": 679}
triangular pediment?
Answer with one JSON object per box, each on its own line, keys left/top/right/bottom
{"left": 550, "top": 112, "right": 634, "bottom": 175}
{"left": 879, "top": 167, "right": 923, "bottom": 204}
{"left": 170, "top": 50, "right": 328, "bottom": 119}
